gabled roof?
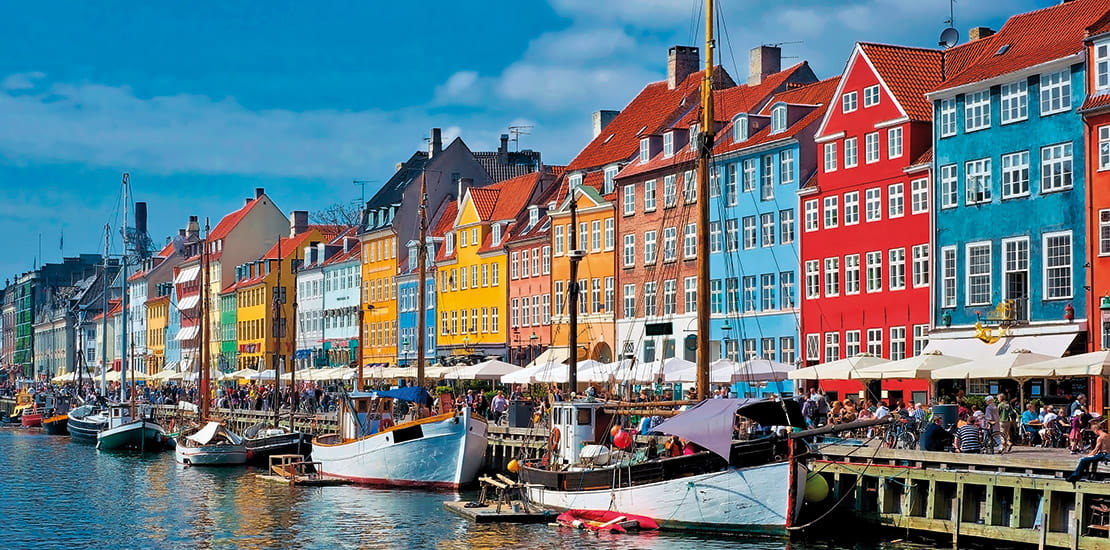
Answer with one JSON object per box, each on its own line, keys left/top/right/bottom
{"left": 472, "top": 150, "right": 542, "bottom": 183}
{"left": 463, "top": 170, "right": 546, "bottom": 224}
{"left": 1080, "top": 94, "right": 1110, "bottom": 113}
{"left": 933, "top": 0, "right": 1109, "bottom": 93}
{"left": 505, "top": 173, "right": 565, "bottom": 246}
{"left": 260, "top": 225, "right": 345, "bottom": 261}
{"left": 209, "top": 194, "right": 273, "bottom": 242}
{"left": 364, "top": 151, "right": 429, "bottom": 218}
{"left": 679, "top": 62, "right": 813, "bottom": 125}
{"left": 1087, "top": 10, "right": 1110, "bottom": 38}
{"left": 856, "top": 43, "right": 944, "bottom": 121}
{"left": 566, "top": 68, "right": 734, "bottom": 172}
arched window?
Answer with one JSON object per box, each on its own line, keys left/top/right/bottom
{"left": 732, "top": 114, "right": 748, "bottom": 142}
{"left": 771, "top": 104, "right": 787, "bottom": 134}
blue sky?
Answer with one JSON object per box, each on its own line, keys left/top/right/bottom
{"left": 0, "top": 0, "right": 1052, "bottom": 280}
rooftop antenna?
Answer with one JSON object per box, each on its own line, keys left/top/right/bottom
{"left": 939, "top": 0, "right": 960, "bottom": 48}
{"left": 768, "top": 41, "right": 804, "bottom": 60}
{"left": 508, "top": 125, "right": 533, "bottom": 151}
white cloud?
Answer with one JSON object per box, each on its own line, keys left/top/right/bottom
{"left": 548, "top": 0, "right": 693, "bottom": 27}
{"left": 496, "top": 63, "right": 656, "bottom": 111}
{"left": 523, "top": 27, "right": 638, "bottom": 63}
{"left": 433, "top": 70, "right": 486, "bottom": 105}
{"left": 1, "top": 71, "right": 45, "bottom": 90}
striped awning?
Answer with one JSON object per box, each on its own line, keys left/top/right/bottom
{"left": 173, "top": 265, "right": 200, "bottom": 285}
{"left": 177, "top": 295, "right": 199, "bottom": 310}
{"left": 174, "top": 326, "right": 199, "bottom": 341}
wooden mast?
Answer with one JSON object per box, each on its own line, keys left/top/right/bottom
{"left": 416, "top": 169, "right": 428, "bottom": 393}
{"left": 695, "top": 0, "right": 715, "bottom": 400}
{"left": 274, "top": 235, "right": 284, "bottom": 428}
{"left": 200, "top": 218, "right": 211, "bottom": 421}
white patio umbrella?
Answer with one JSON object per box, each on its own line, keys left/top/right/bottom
{"left": 930, "top": 350, "right": 1055, "bottom": 380}
{"left": 445, "top": 359, "right": 520, "bottom": 381}
{"left": 665, "top": 359, "right": 740, "bottom": 384}
{"left": 501, "top": 363, "right": 545, "bottom": 385}
{"left": 787, "top": 354, "right": 889, "bottom": 381}
{"left": 854, "top": 351, "right": 969, "bottom": 380}
{"left": 738, "top": 359, "right": 796, "bottom": 382}
{"left": 253, "top": 368, "right": 277, "bottom": 381}
{"left": 1010, "top": 350, "right": 1110, "bottom": 378}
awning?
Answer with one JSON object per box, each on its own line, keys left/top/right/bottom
{"left": 924, "top": 333, "right": 1077, "bottom": 360}
{"left": 524, "top": 346, "right": 571, "bottom": 369}
{"left": 177, "top": 295, "right": 199, "bottom": 310}
{"left": 174, "top": 266, "right": 200, "bottom": 285}
{"left": 174, "top": 326, "right": 199, "bottom": 342}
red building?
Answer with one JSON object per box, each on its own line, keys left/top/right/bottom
{"left": 506, "top": 179, "right": 562, "bottom": 366}
{"left": 800, "top": 43, "right": 945, "bottom": 404}
{"left": 1083, "top": 14, "right": 1110, "bottom": 410}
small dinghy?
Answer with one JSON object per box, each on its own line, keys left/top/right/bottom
{"left": 556, "top": 509, "right": 660, "bottom": 533}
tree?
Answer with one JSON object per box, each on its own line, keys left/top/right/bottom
{"left": 311, "top": 201, "right": 361, "bottom": 227}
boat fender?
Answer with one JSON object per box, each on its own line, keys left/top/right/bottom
{"left": 380, "top": 417, "right": 394, "bottom": 430}
{"left": 548, "top": 427, "right": 561, "bottom": 454}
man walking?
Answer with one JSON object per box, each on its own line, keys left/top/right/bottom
{"left": 490, "top": 390, "right": 509, "bottom": 424}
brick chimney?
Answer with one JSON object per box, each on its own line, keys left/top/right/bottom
{"left": 429, "top": 128, "right": 443, "bottom": 158}
{"left": 749, "top": 45, "right": 781, "bottom": 86}
{"left": 969, "top": 27, "right": 995, "bottom": 41}
{"left": 668, "top": 46, "right": 699, "bottom": 90}
{"left": 290, "top": 210, "right": 309, "bottom": 236}
{"left": 592, "top": 110, "right": 620, "bottom": 138}
{"left": 498, "top": 134, "right": 509, "bottom": 163}
{"left": 255, "top": 187, "right": 265, "bottom": 199}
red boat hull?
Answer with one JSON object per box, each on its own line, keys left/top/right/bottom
{"left": 21, "top": 412, "right": 43, "bottom": 428}
{"left": 556, "top": 509, "right": 660, "bottom": 533}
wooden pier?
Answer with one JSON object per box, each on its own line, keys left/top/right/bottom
{"left": 814, "top": 443, "right": 1110, "bottom": 549}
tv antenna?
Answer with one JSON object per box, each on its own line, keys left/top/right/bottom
{"left": 938, "top": 0, "right": 959, "bottom": 49}
{"left": 508, "top": 125, "right": 533, "bottom": 151}
{"left": 768, "top": 41, "right": 804, "bottom": 59}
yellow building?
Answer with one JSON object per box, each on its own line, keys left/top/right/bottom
{"left": 145, "top": 294, "right": 170, "bottom": 375}
{"left": 360, "top": 227, "right": 397, "bottom": 366}
{"left": 437, "top": 172, "right": 550, "bottom": 361}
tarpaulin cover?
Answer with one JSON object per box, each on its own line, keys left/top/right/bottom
{"left": 652, "top": 398, "right": 805, "bottom": 462}
{"left": 352, "top": 387, "right": 432, "bottom": 406}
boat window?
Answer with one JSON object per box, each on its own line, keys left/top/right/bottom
{"left": 577, "top": 408, "right": 592, "bottom": 426}
{"left": 391, "top": 424, "right": 423, "bottom": 444}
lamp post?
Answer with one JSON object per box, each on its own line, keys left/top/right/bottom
{"left": 512, "top": 327, "right": 520, "bottom": 366}
{"left": 720, "top": 320, "right": 733, "bottom": 361}
{"left": 529, "top": 331, "right": 538, "bottom": 366}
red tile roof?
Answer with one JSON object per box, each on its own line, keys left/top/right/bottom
{"left": 566, "top": 68, "right": 732, "bottom": 172}
{"left": 1081, "top": 94, "right": 1110, "bottom": 113}
{"left": 156, "top": 242, "right": 175, "bottom": 258}
{"left": 716, "top": 78, "right": 839, "bottom": 156}
{"left": 857, "top": 43, "right": 944, "bottom": 121}
{"left": 1087, "top": 10, "right": 1110, "bottom": 37}
{"left": 260, "top": 225, "right": 345, "bottom": 261}
{"left": 759, "top": 76, "right": 840, "bottom": 113}
{"left": 432, "top": 201, "right": 458, "bottom": 263}
{"left": 934, "top": 0, "right": 1109, "bottom": 92}
{"left": 208, "top": 194, "right": 270, "bottom": 242}
{"left": 679, "top": 62, "right": 812, "bottom": 125}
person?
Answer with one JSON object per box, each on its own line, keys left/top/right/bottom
{"left": 1021, "top": 402, "right": 1041, "bottom": 446}
{"left": 801, "top": 396, "right": 818, "bottom": 428}
{"left": 814, "top": 389, "right": 829, "bottom": 427}
{"left": 1040, "top": 406, "right": 1061, "bottom": 447}
{"left": 552, "top": 387, "right": 564, "bottom": 402}
{"left": 983, "top": 395, "right": 999, "bottom": 436}
{"left": 490, "top": 391, "right": 508, "bottom": 423}
{"left": 1067, "top": 421, "right": 1110, "bottom": 482}
{"left": 829, "top": 401, "right": 845, "bottom": 424}
{"left": 920, "top": 415, "right": 952, "bottom": 452}
{"left": 1070, "top": 394, "right": 1087, "bottom": 418}
{"left": 874, "top": 401, "right": 890, "bottom": 419}
{"left": 998, "top": 395, "right": 1016, "bottom": 453}
{"left": 955, "top": 417, "right": 983, "bottom": 454}
{"left": 1070, "top": 407, "right": 1092, "bottom": 453}
{"left": 665, "top": 435, "right": 684, "bottom": 457}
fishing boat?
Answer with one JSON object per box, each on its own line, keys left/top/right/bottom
{"left": 243, "top": 422, "right": 309, "bottom": 464}
{"left": 10, "top": 390, "right": 35, "bottom": 425}
{"left": 20, "top": 403, "right": 44, "bottom": 428}
{"left": 41, "top": 393, "right": 76, "bottom": 435}
{"left": 174, "top": 421, "right": 248, "bottom": 465}
{"left": 557, "top": 509, "right": 660, "bottom": 533}
{"left": 96, "top": 403, "right": 168, "bottom": 451}
{"left": 43, "top": 413, "right": 70, "bottom": 435}
{"left": 312, "top": 387, "right": 488, "bottom": 487}
{"left": 68, "top": 404, "right": 109, "bottom": 442}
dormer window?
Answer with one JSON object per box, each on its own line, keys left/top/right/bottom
{"left": 689, "top": 123, "right": 700, "bottom": 150}
{"left": 1096, "top": 40, "right": 1109, "bottom": 95}
{"left": 445, "top": 233, "right": 454, "bottom": 254}
{"left": 569, "top": 173, "right": 583, "bottom": 190}
{"left": 528, "top": 206, "right": 539, "bottom": 228}
{"left": 732, "top": 114, "right": 748, "bottom": 142}
{"left": 639, "top": 137, "right": 651, "bottom": 163}
{"left": 603, "top": 166, "right": 618, "bottom": 194}
{"left": 663, "top": 131, "right": 674, "bottom": 157}
{"left": 492, "top": 223, "right": 503, "bottom": 246}
{"left": 771, "top": 104, "right": 787, "bottom": 134}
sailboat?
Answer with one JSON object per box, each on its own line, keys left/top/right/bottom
{"left": 519, "top": 2, "right": 814, "bottom": 534}
{"left": 174, "top": 216, "right": 249, "bottom": 465}
{"left": 312, "top": 162, "right": 489, "bottom": 488}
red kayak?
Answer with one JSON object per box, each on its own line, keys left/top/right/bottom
{"left": 556, "top": 509, "right": 660, "bottom": 533}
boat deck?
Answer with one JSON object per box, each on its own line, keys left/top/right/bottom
{"left": 443, "top": 500, "right": 555, "bottom": 524}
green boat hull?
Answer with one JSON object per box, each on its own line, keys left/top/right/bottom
{"left": 96, "top": 420, "right": 168, "bottom": 451}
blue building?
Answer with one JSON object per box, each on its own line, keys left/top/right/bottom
{"left": 396, "top": 210, "right": 442, "bottom": 367}
{"left": 926, "top": 2, "right": 1104, "bottom": 360}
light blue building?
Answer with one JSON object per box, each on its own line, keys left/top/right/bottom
{"left": 396, "top": 238, "right": 438, "bottom": 367}
{"left": 927, "top": 8, "right": 1092, "bottom": 359}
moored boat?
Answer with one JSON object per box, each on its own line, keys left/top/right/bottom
{"left": 556, "top": 509, "right": 660, "bottom": 533}
{"left": 20, "top": 405, "right": 43, "bottom": 428}
{"left": 96, "top": 404, "right": 168, "bottom": 451}
{"left": 243, "top": 423, "right": 309, "bottom": 465}
{"left": 174, "top": 421, "right": 248, "bottom": 465}
{"left": 312, "top": 387, "right": 488, "bottom": 488}
{"left": 68, "top": 404, "right": 109, "bottom": 443}
{"left": 43, "top": 414, "right": 69, "bottom": 435}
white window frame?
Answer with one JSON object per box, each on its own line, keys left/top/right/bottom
{"left": 964, "top": 89, "right": 991, "bottom": 132}
{"left": 684, "top": 169, "right": 696, "bottom": 203}
{"left": 887, "top": 127, "right": 903, "bottom": 159}
{"left": 845, "top": 330, "right": 861, "bottom": 358}
{"left": 939, "top": 98, "right": 957, "bottom": 137}
{"left": 842, "top": 91, "right": 858, "bottom": 113}
{"left": 644, "top": 230, "right": 657, "bottom": 264}
{"left": 942, "top": 246, "right": 957, "bottom": 308}
{"left": 824, "top": 257, "right": 840, "bottom": 297}
{"left": 1039, "top": 69, "right": 1072, "bottom": 116}
{"left": 709, "top": 221, "right": 721, "bottom": 254}
{"left": 771, "top": 105, "right": 787, "bottom": 134}
{"left": 663, "top": 226, "right": 678, "bottom": 262}
{"left": 760, "top": 213, "right": 775, "bottom": 247}
{"left": 866, "top": 251, "right": 882, "bottom": 293}
{"left": 639, "top": 137, "right": 650, "bottom": 163}
{"left": 761, "top": 154, "right": 775, "bottom": 200}
{"left": 940, "top": 164, "right": 958, "bottom": 209}
{"left": 889, "top": 247, "right": 906, "bottom": 290}
{"left": 863, "top": 84, "right": 880, "bottom": 107}
{"left": 1001, "top": 150, "right": 1030, "bottom": 199}
{"left": 864, "top": 132, "right": 880, "bottom": 164}
{"left": 844, "top": 191, "right": 860, "bottom": 225}
{"left": 604, "top": 218, "right": 615, "bottom": 250}
{"left": 780, "top": 149, "right": 795, "bottom": 185}
{"left": 684, "top": 223, "right": 697, "bottom": 259}
{"left": 663, "top": 131, "right": 674, "bottom": 158}
{"left": 742, "top": 216, "right": 757, "bottom": 250}
{"left": 1043, "top": 231, "right": 1072, "bottom": 300}
{"left": 843, "top": 137, "right": 858, "bottom": 168}
{"left": 622, "top": 185, "right": 635, "bottom": 216}
{"left": 805, "top": 333, "right": 820, "bottom": 361}
{"left": 604, "top": 165, "right": 618, "bottom": 194}
{"left": 912, "top": 244, "right": 930, "bottom": 288}
{"left": 663, "top": 174, "right": 677, "bottom": 208}
{"left": 804, "top": 200, "right": 819, "bottom": 232}
{"left": 622, "top": 234, "right": 635, "bottom": 267}
{"left": 911, "top": 178, "right": 929, "bottom": 214}
{"left": 1100, "top": 125, "right": 1110, "bottom": 171}
{"left": 823, "top": 142, "right": 837, "bottom": 173}
{"left": 824, "top": 332, "right": 840, "bottom": 363}
{"left": 623, "top": 284, "right": 636, "bottom": 318}
{"left": 865, "top": 187, "right": 882, "bottom": 222}
{"left": 1000, "top": 79, "right": 1028, "bottom": 124}
{"left": 823, "top": 196, "right": 838, "bottom": 229}
{"left": 866, "top": 328, "right": 883, "bottom": 357}
{"left": 1101, "top": 209, "right": 1110, "bottom": 256}
{"left": 1040, "top": 142, "right": 1073, "bottom": 193}
{"left": 725, "top": 219, "right": 739, "bottom": 252}
{"left": 888, "top": 183, "right": 904, "bottom": 218}
{"left": 965, "top": 158, "right": 992, "bottom": 205}
{"left": 890, "top": 326, "right": 907, "bottom": 361}
{"left": 644, "top": 179, "right": 657, "bottom": 212}
{"left": 733, "top": 113, "right": 748, "bottom": 142}
{"left": 845, "top": 254, "right": 860, "bottom": 295}
{"left": 805, "top": 260, "right": 820, "bottom": 299}
{"left": 780, "top": 209, "right": 795, "bottom": 244}
{"left": 966, "top": 241, "right": 992, "bottom": 306}
{"left": 1096, "top": 41, "right": 1110, "bottom": 95}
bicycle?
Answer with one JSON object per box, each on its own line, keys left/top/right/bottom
{"left": 883, "top": 418, "right": 918, "bottom": 450}
{"left": 979, "top": 426, "right": 1004, "bottom": 454}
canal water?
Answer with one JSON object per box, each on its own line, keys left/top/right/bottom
{"left": 1, "top": 429, "right": 972, "bottom": 549}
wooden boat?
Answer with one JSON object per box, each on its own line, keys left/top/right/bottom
{"left": 96, "top": 404, "right": 168, "bottom": 451}
{"left": 243, "top": 422, "right": 309, "bottom": 465}
{"left": 10, "top": 390, "right": 35, "bottom": 425}
{"left": 43, "top": 414, "right": 69, "bottom": 435}
{"left": 174, "top": 421, "right": 248, "bottom": 466}
{"left": 68, "top": 404, "right": 109, "bottom": 443}
{"left": 556, "top": 509, "right": 660, "bottom": 533}
{"left": 41, "top": 393, "right": 74, "bottom": 435}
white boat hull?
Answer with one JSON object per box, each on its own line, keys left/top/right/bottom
{"left": 174, "top": 443, "right": 248, "bottom": 465}
{"left": 525, "top": 461, "right": 799, "bottom": 535}
{"left": 312, "top": 409, "right": 488, "bottom": 488}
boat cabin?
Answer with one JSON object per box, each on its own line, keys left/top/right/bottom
{"left": 338, "top": 394, "right": 395, "bottom": 439}
{"left": 549, "top": 400, "right": 613, "bottom": 466}
{"left": 106, "top": 404, "right": 134, "bottom": 429}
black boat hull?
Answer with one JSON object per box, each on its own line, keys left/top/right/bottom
{"left": 244, "top": 432, "right": 310, "bottom": 464}
{"left": 43, "top": 416, "right": 69, "bottom": 435}
{"left": 68, "top": 417, "right": 107, "bottom": 443}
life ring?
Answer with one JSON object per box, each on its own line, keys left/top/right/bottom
{"left": 380, "top": 417, "right": 394, "bottom": 430}
{"left": 548, "top": 427, "right": 561, "bottom": 454}
{"left": 168, "top": 419, "right": 176, "bottom": 433}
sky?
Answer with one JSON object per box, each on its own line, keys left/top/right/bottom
{"left": 0, "top": 0, "right": 1055, "bottom": 281}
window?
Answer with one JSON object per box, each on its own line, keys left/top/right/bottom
{"left": 842, "top": 91, "right": 858, "bottom": 113}
{"left": 781, "top": 337, "right": 796, "bottom": 365}
{"left": 824, "top": 332, "right": 840, "bottom": 363}
{"left": 554, "top": 224, "right": 564, "bottom": 255}
{"left": 519, "top": 250, "right": 529, "bottom": 279}
{"left": 684, "top": 223, "right": 697, "bottom": 258}
{"left": 1000, "top": 80, "right": 1028, "bottom": 124}
{"left": 823, "top": 196, "right": 838, "bottom": 228}
{"left": 863, "top": 84, "right": 880, "bottom": 107}
{"left": 805, "top": 260, "right": 820, "bottom": 299}
{"left": 866, "top": 328, "right": 882, "bottom": 357}
{"left": 644, "top": 281, "right": 657, "bottom": 317}
{"left": 866, "top": 251, "right": 882, "bottom": 293}
{"left": 823, "top": 142, "right": 837, "bottom": 172}
{"left": 939, "top": 98, "right": 957, "bottom": 137}
{"left": 1040, "top": 69, "right": 1071, "bottom": 116}
{"left": 1043, "top": 231, "right": 1072, "bottom": 299}
{"left": 623, "top": 185, "right": 635, "bottom": 215}
{"left": 771, "top": 104, "right": 787, "bottom": 133}
{"left": 760, "top": 213, "right": 775, "bottom": 247}
{"left": 604, "top": 166, "right": 618, "bottom": 194}
{"left": 663, "top": 131, "right": 674, "bottom": 157}
{"left": 889, "top": 248, "right": 906, "bottom": 290}
{"left": 887, "top": 127, "right": 903, "bottom": 159}
{"left": 733, "top": 114, "right": 748, "bottom": 142}
{"left": 604, "top": 218, "right": 614, "bottom": 250}
{"left": 780, "top": 271, "right": 795, "bottom": 308}
{"left": 663, "top": 174, "right": 677, "bottom": 208}
{"left": 690, "top": 123, "right": 699, "bottom": 150}
{"left": 471, "top": 228, "right": 478, "bottom": 246}
{"left": 966, "top": 242, "right": 992, "bottom": 306}
{"left": 760, "top": 338, "right": 776, "bottom": 361}
{"left": 805, "top": 334, "right": 820, "bottom": 361}
{"left": 510, "top": 253, "right": 518, "bottom": 280}
{"left": 742, "top": 159, "right": 756, "bottom": 194}
{"left": 622, "top": 234, "right": 635, "bottom": 267}
{"left": 532, "top": 247, "right": 541, "bottom": 275}
{"left": 761, "top": 155, "right": 774, "bottom": 200}
{"left": 890, "top": 327, "right": 906, "bottom": 360}
{"left": 761, "top": 273, "right": 776, "bottom": 311}
{"left": 623, "top": 284, "right": 636, "bottom": 318}
{"left": 725, "top": 164, "right": 739, "bottom": 205}
{"left": 1100, "top": 126, "right": 1110, "bottom": 171}
{"left": 639, "top": 137, "right": 650, "bottom": 163}
{"left": 843, "top": 191, "right": 859, "bottom": 225}
{"left": 940, "top": 164, "right": 958, "bottom": 208}
{"left": 604, "top": 277, "right": 614, "bottom": 313}
{"left": 491, "top": 307, "right": 498, "bottom": 332}
{"left": 710, "top": 279, "right": 723, "bottom": 314}
{"left": 543, "top": 293, "right": 552, "bottom": 324}
{"left": 709, "top": 221, "right": 721, "bottom": 253}
{"left": 1001, "top": 151, "right": 1030, "bottom": 198}
{"left": 710, "top": 165, "right": 720, "bottom": 197}
{"left": 644, "top": 179, "right": 657, "bottom": 211}
{"left": 726, "top": 278, "right": 739, "bottom": 313}
{"left": 941, "top": 246, "right": 956, "bottom": 308}
{"left": 555, "top": 281, "right": 565, "bottom": 315}
{"left": 804, "top": 200, "right": 819, "bottom": 231}
{"left": 780, "top": 150, "right": 795, "bottom": 185}
{"left": 591, "top": 220, "right": 601, "bottom": 252}
{"left": 742, "top": 216, "right": 757, "bottom": 249}
{"left": 864, "top": 132, "right": 879, "bottom": 163}
{"left": 824, "top": 257, "right": 840, "bottom": 297}
{"left": 685, "top": 277, "right": 697, "bottom": 313}
{"left": 912, "top": 245, "right": 929, "bottom": 288}
{"left": 1097, "top": 41, "right": 1110, "bottom": 94}
{"left": 592, "top": 278, "right": 602, "bottom": 313}
{"left": 887, "top": 183, "right": 904, "bottom": 218}
{"left": 1041, "top": 142, "right": 1073, "bottom": 192}
{"left": 491, "top": 264, "right": 499, "bottom": 286}
{"left": 683, "top": 170, "right": 696, "bottom": 203}
{"left": 844, "top": 137, "right": 858, "bottom": 168}
{"left": 911, "top": 178, "right": 929, "bottom": 214}
{"left": 846, "top": 330, "right": 861, "bottom": 357}
{"left": 913, "top": 325, "right": 929, "bottom": 357}
{"left": 1101, "top": 210, "right": 1110, "bottom": 256}
{"left": 725, "top": 219, "right": 739, "bottom": 252}
{"left": 964, "top": 90, "right": 991, "bottom": 132}
{"left": 965, "top": 158, "right": 992, "bottom": 204}
{"left": 663, "top": 227, "right": 677, "bottom": 261}
{"left": 481, "top": 264, "right": 490, "bottom": 287}
{"left": 845, "top": 254, "right": 860, "bottom": 294}
{"left": 780, "top": 209, "right": 794, "bottom": 244}
{"left": 742, "top": 276, "right": 757, "bottom": 312}
{"left": 865, "top": 188, "right": 882, "bottom": 222}
{"left": 644, "top": 230, "right": 657, "bottom": 264}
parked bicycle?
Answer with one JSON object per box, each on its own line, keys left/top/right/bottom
{"left": 883, "top": 417, "right": 918, "bottom": 450}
